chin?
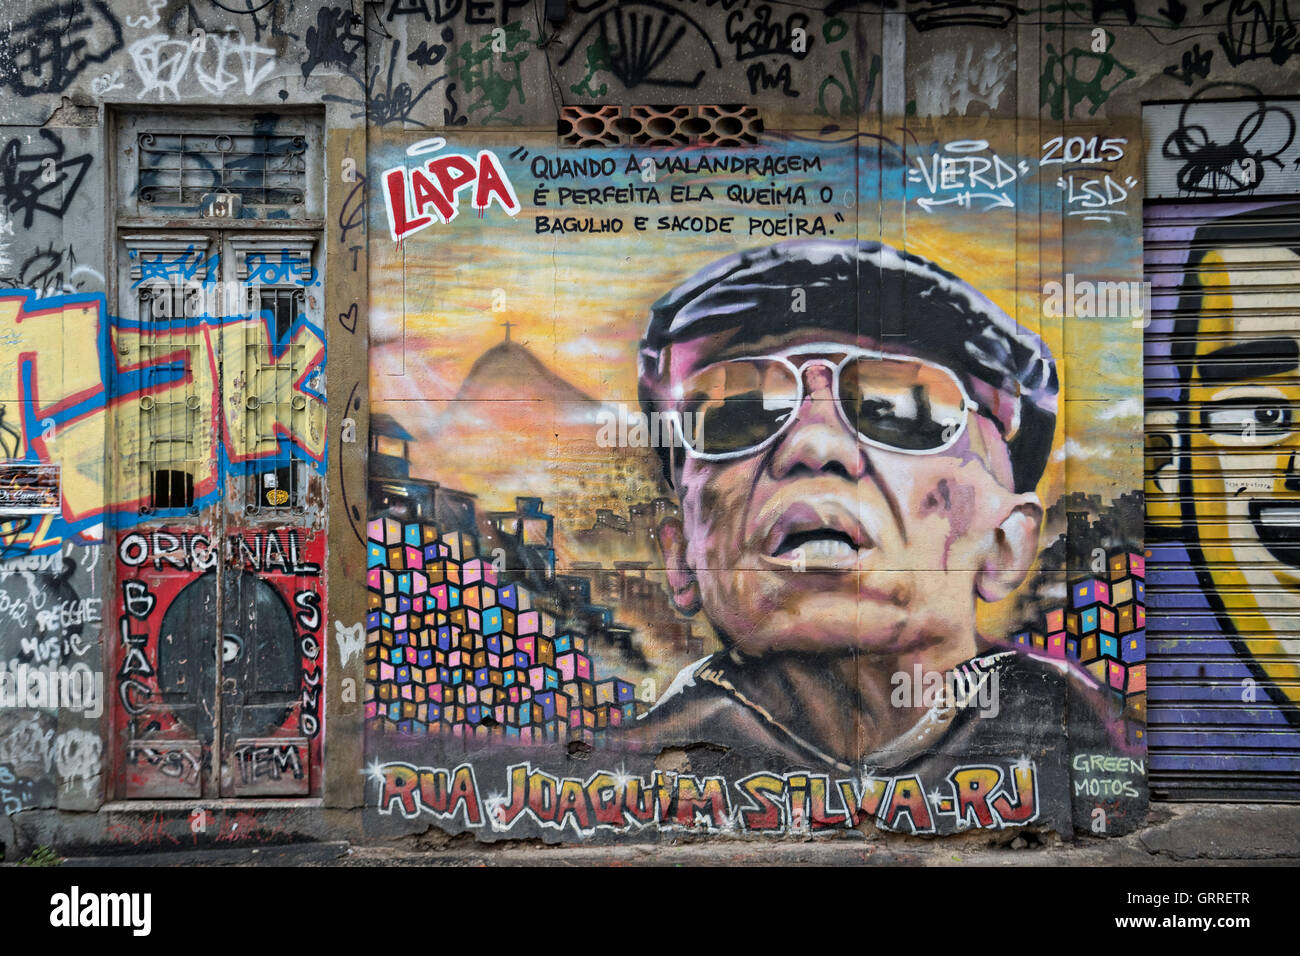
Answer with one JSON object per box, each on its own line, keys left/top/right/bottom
{"left": 711, "top": 591, "right": 924, "bottom": 658}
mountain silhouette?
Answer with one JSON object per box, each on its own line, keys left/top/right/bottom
{"left": 400, "top": 338, "right": 663, "bottom": 537}
{"left": 455, "top": 340, "right": 598, "bottom": 405}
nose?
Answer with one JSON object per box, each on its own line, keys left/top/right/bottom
{"left": 768, "top": 363, "right": 869, "bottom": 480}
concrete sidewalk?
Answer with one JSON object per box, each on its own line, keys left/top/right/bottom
{"left": 23, "top": 802, "right": 1299, "bottom": 866}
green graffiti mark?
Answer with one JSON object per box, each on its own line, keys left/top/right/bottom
{"left": 816, "top": 50, "right": 880, "bottom": 118}
{"left": 569, "top": 36, "right": 610, "bottom": 98}
{"left": 1040, "top": 40, "right": 1135, "bottom": 120}
{"left": 457, "top": 22, "right": 529, "bottom": 124}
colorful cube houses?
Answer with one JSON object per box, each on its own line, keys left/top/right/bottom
{"left": 364, "top": 517, "right": 645, "bottom": 742}
{"left": 1009, "top": 551, "right": 1146, "bottom": 723}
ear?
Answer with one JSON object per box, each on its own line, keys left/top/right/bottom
{"left": 1145, "top": 408, "right": 1184, "bottom": 531}
{"left": 657, "top": 516, "right": 701, "bottom": 615}
{"left": 975, "top": 496, "right": 1043, "bottom": 603}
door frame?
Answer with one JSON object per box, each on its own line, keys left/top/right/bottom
{"left": 106, "top": 223, "right": 328, "bottom": 800}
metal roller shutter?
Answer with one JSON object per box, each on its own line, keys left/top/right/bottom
{"left": 1145, "top": 200, "right": 1300, "bottom": 800}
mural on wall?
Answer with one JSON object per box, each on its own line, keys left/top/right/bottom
{"left": 0, "top": 251, "right": 329, "bottom": 803}
{"left": 0, "top": 0, "right": 1294, "bottom": 840}
{"left": 1145, "top": 198, "right": 1300, "bottom": 790}
{"left": 364, "top": 120, "right": 1148, "bottom": 840}
{"left": 111, "top": 526, "right": 325, "bottom": 798}
{"left": 0, "top": 281, "right": 326, "bottom": 557}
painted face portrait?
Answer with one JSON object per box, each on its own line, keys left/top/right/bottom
{"left": 651, "top": 329, "right": 1042, "bottom": 665}
{"left": 638, "top": 240, "right": 1059, "bottom": 669}
{"left": 1175, "top": 243, "right": 1300, "bottom": 705}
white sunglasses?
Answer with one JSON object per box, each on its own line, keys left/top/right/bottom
{"left": 666, "top": 341, "right": 981, "bottom": 462}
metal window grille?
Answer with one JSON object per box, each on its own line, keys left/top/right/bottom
{"left": 245, "top": 285, "right": 307, "bottom": 515}
{"left": 137, "top": 131, "right": 308, "bottom": 208}
{"left": 136, "top": 277, "right": 206, "bottom": 514}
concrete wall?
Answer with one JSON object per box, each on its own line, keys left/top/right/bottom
{"left": 0, "top": 0, "right": 1296, "bottom": 850}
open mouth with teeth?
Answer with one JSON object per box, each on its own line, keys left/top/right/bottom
{"left": 773, "top": 529, "right": 862, "bottom": 561}
{"left": 765, "top": 504, "right": 874, "bottom": 569}
{"left": 1249, "top": 500, "right": 1300, "bottom": 568}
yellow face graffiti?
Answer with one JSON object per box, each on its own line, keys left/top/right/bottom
{"left": 1185, "top": 245, "right": 1300, "bottom": 704}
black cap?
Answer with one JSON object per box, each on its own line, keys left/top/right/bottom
{"left": 638, "top": 239, "right": 1058, "bottom": 494}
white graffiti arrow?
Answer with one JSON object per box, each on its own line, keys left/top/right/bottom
{"left": 915, "top": 191, "right": 1015, "bottom": 212}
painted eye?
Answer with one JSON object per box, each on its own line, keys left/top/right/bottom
{"left": 1205, "top": 401, "right": 1294, "bottom": 438}
{"left": 1255, "top": 406, "right": 1290, "bottom": 430}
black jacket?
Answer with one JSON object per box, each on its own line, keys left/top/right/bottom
{"left": 620, "top": 647, "right": 1148, "bottom": 836}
